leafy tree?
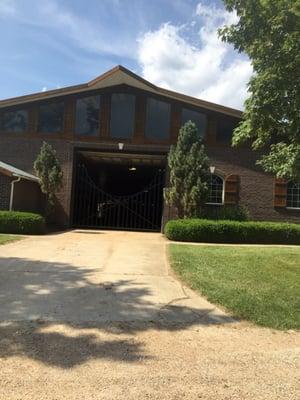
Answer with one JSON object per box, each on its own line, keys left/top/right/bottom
{"left": 165, "top": 121, "right": 210, "bottom": 218}
{"left": 219, "top": 0, "right": 300, "bottom": 179}
{"left": 34, "top": 142, "right": 63, "bottom": 218}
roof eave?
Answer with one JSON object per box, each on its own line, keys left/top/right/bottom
{"left": 0, "top": 163, "right": 40, "bottom": 182}
{"left": 0, "top": 65, "right": 243, "bottom": 118}
{"left": 12, "top": 173, "right": 40, "bottom": 183}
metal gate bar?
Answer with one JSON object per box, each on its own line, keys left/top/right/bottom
{"left": 72, "top": 163, "right": 165, "bottom": 231}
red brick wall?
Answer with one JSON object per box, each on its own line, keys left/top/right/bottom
{"left": 13, "top": 180, "right": 44, "bottom": 214}
{"left": 0, "top": 173, "right": 11, "bottom": 210}
{"left": 162, "top": 147, "right": 300, "bottom": 225}
{"left": 0, "top": 136, "right": 300, "bottom": 226}
{"left": 208, "top": 146, "right": 300, "bottom": 223}
{"left": 0, "top": 137, "right": 73, "bottom": 226}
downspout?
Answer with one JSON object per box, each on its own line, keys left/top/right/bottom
{"left": 9, "top": 176, "right": 21, "bottom": 211}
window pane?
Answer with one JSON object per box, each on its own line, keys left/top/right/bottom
{"left": 110, "top": 93, "right": 135, "bottom": 139}
{"left": 216, "top": 118, "right": 239, "bottom": 143}
{"left": 182, "top": 108, "right": 207, "bottom": 138}
{"left": 145, "top": 98, "right": 170, "bottom": 140}
{"left": 0, "top": 109, "right": 28, "bottom": 133}
{"left": 38, "top": 102, "right": 64, "bottom": 133}
{"left": 287, "top": 182, "right": 300, "bottom": 208}
{"left": 75, "top": 95, "right": 100, "bottom": 136}
{"left": 207, "top": 175, "right": 224, "bottom": 204}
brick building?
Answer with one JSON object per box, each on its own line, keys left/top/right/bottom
{"left": 0, "top": 161, "right": 42, "bottom": 213}
{"left": 0, "top": 65, "right": 299, "bottom": 230}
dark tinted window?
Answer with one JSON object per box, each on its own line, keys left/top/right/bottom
{"left": 38, "top": 102, "right": 64, "bottom": 133}
{"left": 182, "top": 108, "right": 207, "bottom": 138}
{"left": 75, "top": 95, "right": 100, "bottom": 136}
{"left": 216, "top": 118, "right": 239, "bottom": 144}
{"left": 110, "top": 93, "right": 135, "bottom": 139}
{"left": 145, "top": 98, "right": 170, "bottom": 140}
{"left": 0, "top": 109, "right": 28, "bottom": 133}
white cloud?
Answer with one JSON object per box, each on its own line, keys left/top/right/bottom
{"left": 196, "top": 2, "right": 238, "bottom": 26}
{"left": 138, "top": 2, "right": 252, "bottom": 110}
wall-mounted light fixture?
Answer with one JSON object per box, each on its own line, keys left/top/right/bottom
{"left": 129, "top": 166, "right": 137, "bottom": 171}
{"left": 209, "top": 166, "right": 215, "bottom": 174}
{"left": 118, "top": 143, "right": 124, "bottom": 150}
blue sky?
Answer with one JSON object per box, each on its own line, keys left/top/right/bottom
{"left": 0, "top": 0, "right": 252, "bottom": 109}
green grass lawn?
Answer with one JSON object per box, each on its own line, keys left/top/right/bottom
{"left": 0, "top": 234, "right": 23, "bottom": 246}
{"left": 169, "top": 244, "right": 300, "bottom": 330}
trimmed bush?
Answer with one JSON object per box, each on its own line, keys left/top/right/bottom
{"left": 165, "top": 219, "right": 300, "bottom": 244}
{"left": 0, "top": 211, "right": 45, "bottom": 234}
{"left": 199, "top": 205, "right": 249, "bottom": 221}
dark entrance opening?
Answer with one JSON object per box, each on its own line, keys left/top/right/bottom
{"left": 72, "top": 150, "right": 166, "bottom": 231}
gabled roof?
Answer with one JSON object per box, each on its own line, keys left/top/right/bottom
{"left": 0, "top": 65, "right": 242, "bottom": 118}
{"left": 0, "top": 161, "right": 40, "bottom": 182}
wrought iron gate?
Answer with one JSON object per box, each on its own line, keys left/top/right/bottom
{"left": 72, "top": 164, "right": 165, "bottom": 231}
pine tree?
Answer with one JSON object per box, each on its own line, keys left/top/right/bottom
{"left": 165, "top": 121, "right": 210, "bottom": 218}
{"left": 34, "top": 142, "right": 63, "bottom": 219}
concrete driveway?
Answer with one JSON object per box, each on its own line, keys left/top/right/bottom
{"left": 0, "top": 231, "right": 299, "bottom": 400}
{"left": 0, "top": 230, "right": 229, "bottom": 324}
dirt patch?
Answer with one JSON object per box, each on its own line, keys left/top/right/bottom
{"left": 0, "top": 321, "right": 299, "bottom": 400}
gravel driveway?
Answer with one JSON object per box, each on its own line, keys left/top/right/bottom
{"left": 0, "top": 230, "right": 299, "bottom": 399}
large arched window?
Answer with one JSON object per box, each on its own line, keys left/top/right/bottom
{"left": 206, "top": 174, "right": 224, "bottom": 205}
{"left": 287, "top": 182, "right": 300, "bottom": 209}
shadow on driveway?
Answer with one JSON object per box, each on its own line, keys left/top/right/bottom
{"left": 0, "top": 257, "right": 234, "bottom": 368}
